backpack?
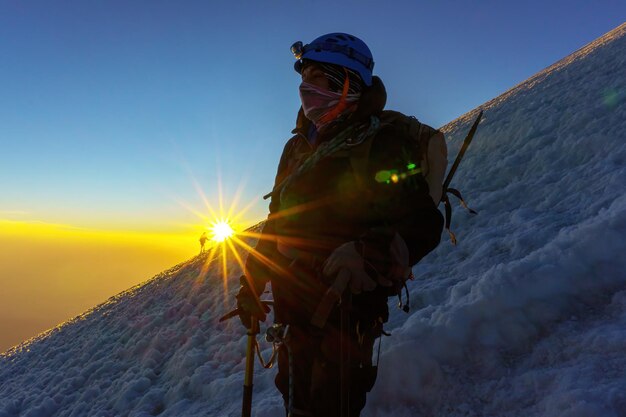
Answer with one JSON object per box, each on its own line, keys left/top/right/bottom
{"left": 343, "top": 110, "right": 482, "bottom": 311}
{"left": 347, "top": 109, "right": 482, "bottom": 245}
{"left": 346, "top": 110, "right": 437, "bottom": 191}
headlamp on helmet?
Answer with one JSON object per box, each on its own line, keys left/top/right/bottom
{"left": 290, "top": 33, "right": 375, "bottom": 86}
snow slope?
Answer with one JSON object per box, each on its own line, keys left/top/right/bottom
{"left": 1, "top": 23, "right": 625, "bottom": 417}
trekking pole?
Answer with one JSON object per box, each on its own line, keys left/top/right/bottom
{"left": 219, "top": 301, "right": 274, "bottom": 417}
{"left": 339, "top": 291, "right": 352, "bottom": 417}
{"left": 242, "top": 319, "right": 259, "bottom": 417}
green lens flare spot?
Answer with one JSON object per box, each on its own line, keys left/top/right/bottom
{"left": 376, "top": 166, "right": 421, "bottom": 184}
{"left": 603, "top": 89, "right": 619, "bottom": 109}
{"left": 375, "top": 170, "right": 392, "bottom": 183}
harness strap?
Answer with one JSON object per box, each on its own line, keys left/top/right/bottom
{"left": 260, "top": 324, "right": 299, "bottom": 416}
{"left": 252, "top": 323, "right": 291, "bottom": 371}
{"left": 397, "top": 282, "right": 411, "bottom": 313}
{"left": 442, "top": 188, "right": 478, "bottom": 245}
{"left": 410, "top": 116, "right": 432, "bottom": 170}
{"left": 348, "top": 133, "right": 376, "bottom": 190}
{"left": 253, "top": 338, "right": 278, "bottom": 369}
{"left": 447, "top": 188, "right": 478, "bottom": 214}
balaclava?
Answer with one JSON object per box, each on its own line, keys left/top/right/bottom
{"left": 299, "top": 61, "right": 364, "bottom": 129}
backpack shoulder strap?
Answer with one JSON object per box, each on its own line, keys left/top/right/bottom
{"left": 348, "top": 132, "right": 377, "bottom": 190}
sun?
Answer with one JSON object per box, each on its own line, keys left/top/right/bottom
{"left": 210, "top": 219, "right": 235, "bottom": 242}
{"left": 174, "top": 168, "right": 286, "bottom": 305}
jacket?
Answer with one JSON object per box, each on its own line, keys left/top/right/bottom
{"left": 245, "top": 76, "right": 446, "bottom": 324}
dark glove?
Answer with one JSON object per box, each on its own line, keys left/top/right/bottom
{"left": 235, "top": 275, "right": 270, "bottom": 329}
{"left": 322, "top": 232, "right": 411, "bottom": 295}
{"left": 322, "top": 241, "right": 392, "bottom": 294}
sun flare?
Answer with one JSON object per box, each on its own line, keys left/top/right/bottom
{"left": 175, "top": 169, "right": 303, "bottom": 307}
{"left": 210, "top": 220, "right": 234, "bottom": 242}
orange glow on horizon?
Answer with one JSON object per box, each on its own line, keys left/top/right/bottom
{"left": 0, "top": 164, "right": 334, "bottom": 350}
{"left": 0, "top": 219, "right": 195, "bottom": 246}
{"left": 0, "top": 218, "right": 200, "bottom": 353}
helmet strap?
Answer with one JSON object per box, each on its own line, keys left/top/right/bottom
{"left": 318, "top": 68, "right": 353, "bottom": 125}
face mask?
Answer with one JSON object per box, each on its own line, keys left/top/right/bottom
{"left": 299, "top": 81, "right": 360, "bottom": 128}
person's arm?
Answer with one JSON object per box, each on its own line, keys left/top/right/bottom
{"left": 237, "top": 137, "right": 295, "bottom": 300}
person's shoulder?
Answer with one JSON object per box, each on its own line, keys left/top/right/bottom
{"left": 381, "top": 109, "right": 437, "bottom": 129}
{"left": 282, "top": 132, "right": 309, "bottom": 156}
{"left": 276, "top": 132, "right": 311, "bottom": 171}
{"left": 377, "top": 110, "right": 440, "bottom": 141}
{"left": 284, "top": 134, "right": 299, "bottom": 148}
{"left": 379, "top": 109, "right": 409, "bottom": 122}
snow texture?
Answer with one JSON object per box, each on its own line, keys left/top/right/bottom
{"left": 1, "top": 23, "right": 625, "bottom": 417}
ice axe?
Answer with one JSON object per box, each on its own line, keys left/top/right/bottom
{"left": 441, "top": 110, "right": 483, "bottom": 244}
{"left": 219, "top": 301, "right": 273, "bottom": 417}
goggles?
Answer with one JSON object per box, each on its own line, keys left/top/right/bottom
{"left": 290, "top": 41, "right": 375, "bottom": 71}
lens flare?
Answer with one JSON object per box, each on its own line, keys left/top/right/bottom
{"left": 174, "top": 164, "right": 323, "bottom": 308}
{"left": 210, "top": 219, "right": 234, "bottom": 242}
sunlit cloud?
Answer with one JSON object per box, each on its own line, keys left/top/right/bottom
{"left": 0, "top": 210, "right": 30, "bottom": 218}
{"left": 0, "top": 219, "right": 87, "bottom": 236}
{"left": 0, "top": 219, "right": 192, "bottom": 247}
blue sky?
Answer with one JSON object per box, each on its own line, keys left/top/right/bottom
{"left": 1, "top": 0, "right": 624, "bottom": 231}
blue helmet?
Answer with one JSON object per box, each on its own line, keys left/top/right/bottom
{"left": 291, "top": 33, "right": 375, "bottom": 86}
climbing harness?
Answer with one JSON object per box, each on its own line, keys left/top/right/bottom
{"left": 262, "top": 323, "right": 297, "bottom": 417}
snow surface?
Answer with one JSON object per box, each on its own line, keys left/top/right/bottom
{"left": 1, "top": 23, "right": 625, "bottom": 417}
